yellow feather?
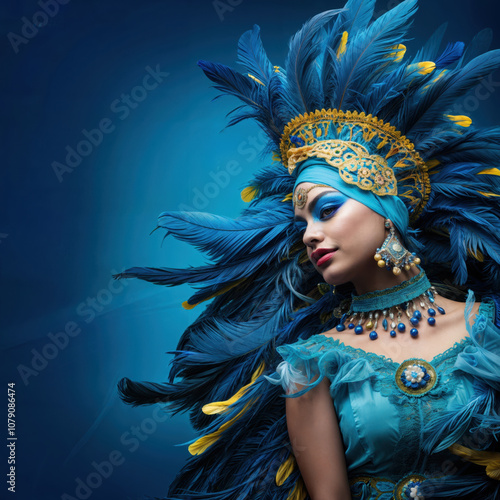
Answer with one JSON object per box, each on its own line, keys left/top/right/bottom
{"left": 390, "top": 43, "right": 406, "bottom": 62}
{"left": 478, "top": 168, "right": 500, "bottom": 176}
{"left": 449, "top": 444, "right": 500, "bottom": 480}
{"left": 276, "top": 456, "right": 295, "bottom": 486}
{"left": 417, "top": 61, "right": 435, "bottom": 74}
{"left": 406, "top": 61, "right": 435, "bottom": 75}
{"left": 287, "top": 477, "right": 307, "bottom": 500}
{"left": 336, "top": 31, "right": 348, "bottom": 60}
{"left": 445, "top": 114, "right": 472, "bottom": 127}
{"left": 467, "top": 248, "right": 484, "bottom": 262}
{"left": 247, "top": 74, "right": 265, "bottom": 86}
{"left": 282, "top": 192, "right": 293, "bottom": 202}
{"left": 425, "top": 159, "right": 440, "bottom": 169}
{"left": 241, "top": 186, "right": 258, "bottom": 202}
{"left": 188, "top": 431, "right": 222, "bottom": 455}
{"left": 189, "top": 404, "right": 251, "bottom": 455}
{"left": 202, "top": 362, "right": 265, "bottom": 414}
{"left": 478, "top": 191, "right": 500, "bottom": 197}
{"left": 202, "top": 387, "right": 248, "bottom": 415}
{"left": 182, "top": 278, "right": 246, "bottom": 309}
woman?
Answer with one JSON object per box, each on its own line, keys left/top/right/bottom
{"left": 115, "top": 0, "right": 500, "bottom": 498}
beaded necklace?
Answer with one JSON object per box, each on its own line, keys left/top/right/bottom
{"left": 335, "top": 269, "right": 446, "bottom": 340}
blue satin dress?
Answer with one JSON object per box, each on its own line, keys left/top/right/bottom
{"left": 269, "top": 292, "right": 500, "bottom": 499}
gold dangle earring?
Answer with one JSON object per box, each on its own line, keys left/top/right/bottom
{"left": 374, "top": 220, "right": 421, "bottom": 275}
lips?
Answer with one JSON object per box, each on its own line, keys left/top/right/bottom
{"left": 311, "top": 247, "right": 337, "bottom": 267}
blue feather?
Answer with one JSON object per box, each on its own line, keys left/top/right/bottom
{"left": 284, "top": 9, "right": 343, "bottom": 113}
{"left": 400, "top": 50, "right": 500, "bottom": 135}
{"left": 331, "top": 0, "right": 418, "bottom": 109}
{"left": 156, "top": 201, "right": 295, "bottom": 261}
{"left": 237, "top": 25, "right": 273, "bottom": 85}
{"left": 435, "top": 41, "right": 465, "bottom": 68}
{"left": 322, "top": 0, "right": 376, "bottom": 104}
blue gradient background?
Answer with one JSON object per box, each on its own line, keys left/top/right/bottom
{"left": 1, "top": 1, "right": 499, "bottom": 499}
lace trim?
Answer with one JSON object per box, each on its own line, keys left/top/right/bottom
{"left": 307, "top": 333, "right": 472, "bottom": 368}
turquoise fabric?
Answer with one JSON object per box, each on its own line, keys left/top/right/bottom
{"left": 294, "top": 160, "right": 410, "bottom": 238}
{"left": 267, "top": 293, "right": 500, "bottom": 499}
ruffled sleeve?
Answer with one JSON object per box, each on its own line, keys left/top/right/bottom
{"left": 453, "top": 292, "right": 500, "bottom": 391}
{"left": 264, "top": 335, "right": 377, "bottom": 398}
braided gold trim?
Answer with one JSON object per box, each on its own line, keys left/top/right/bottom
{"left": 280, "top": 109, "right": 421, "bottom": 165}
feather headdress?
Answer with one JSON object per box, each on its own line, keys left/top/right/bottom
{"left": 114, "top": 1, "right": 500, "bottom": 498}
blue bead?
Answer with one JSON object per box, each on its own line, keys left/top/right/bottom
{"left": 410, "top": 328, "right": 419, "bottom": 338}
{"left": 369, "top": 331, "right": 378, "bottom": 340}
{"left": 410, "top": 317, "right": 419, "bottom": 326}
{"left": 438, "top": 306, "right": 446, "bottom": 315}
{"left": 428, "top": 317, "right": 436, "bottom": 326}
{"left": 348, "top": 323, "right": 355, "bottom": 329}
{"left": 382, "top": 318, "right": 388, "bottom": 331}
{"left": 336, "top": 324, "right": 346, "bottom": 332}
{"left": 414, "top": 310, "right": 422, "bottom": 320}
{"left": 428, "top": 308, "right": 436, "bottom": 316}
{"left": 354, "top": 325, "right": 364, "bottom": 335}
{"left": 390, "top": 330, "right": 397, "bottom": 337}
{"left": 397, "top": 323, "right": 406, "bottom": 332}
{"left": 429, "top": 296, "right": 435, "bottom": 303}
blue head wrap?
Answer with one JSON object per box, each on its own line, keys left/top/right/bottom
{"left": 294, "top": 158, "right": 410, "bottom": 238}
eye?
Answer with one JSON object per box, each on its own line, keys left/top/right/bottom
{"left": 320, "top": 206, "right": 337, "bottom": 219}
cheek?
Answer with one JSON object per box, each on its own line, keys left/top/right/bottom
{"left": 339, "top": 210, "right": 385, "bottom": 250}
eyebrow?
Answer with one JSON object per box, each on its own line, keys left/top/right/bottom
{"left": 293, "top": 189, "right": 337, "bottom": 221}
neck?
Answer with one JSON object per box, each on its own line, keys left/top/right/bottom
{"left": 351, "top": 265, "right": 420, "bottom": 295}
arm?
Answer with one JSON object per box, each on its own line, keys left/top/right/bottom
{"left": 285, "top": 377, "right": 351, "bottom": 500}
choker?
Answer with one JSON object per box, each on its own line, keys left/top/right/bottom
{"left": 335, "top": 270, "right": 446, "bottom": 340}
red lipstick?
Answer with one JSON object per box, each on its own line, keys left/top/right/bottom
{"left": 311, "top": 248, "right": 337, "bottom": 267}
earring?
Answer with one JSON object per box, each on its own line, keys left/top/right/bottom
{"left": 374, "top": 220, "right": 421, "bottom": 275}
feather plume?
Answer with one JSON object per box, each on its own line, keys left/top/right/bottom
{"left": 237, "top": 25, "right": 273, "bottom": 86}
{"left": 156, "top": 201, "right": 294, "bottom": 261}
{"left": 435, "top": 41, "right": 465, "bottom": 68}
{"left": 331, "top": 0, "right": 418, "bottom": 110}
{"left": 284, "top": 10, "right": 342, "bottom": 114}
{"left": 399, "top": 50, "right": 500, "bottom": 135}
{"left": 116, "top": 3, "right": 500, "bottom": 497}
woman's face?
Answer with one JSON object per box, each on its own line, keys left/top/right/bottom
{"left": 293, "top": 183, "right": 387, "bottom": 287}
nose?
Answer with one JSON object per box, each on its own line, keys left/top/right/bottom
{"left": 302, "top": 221, "right": 324, "bottom": 248}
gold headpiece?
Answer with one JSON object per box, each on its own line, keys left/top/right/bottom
{"left": 280, "top": 109, "right": 430, "bottom": 220}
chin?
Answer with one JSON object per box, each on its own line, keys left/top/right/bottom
{"left": 318, "top": 268, "right": 352, "bottom": 287}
